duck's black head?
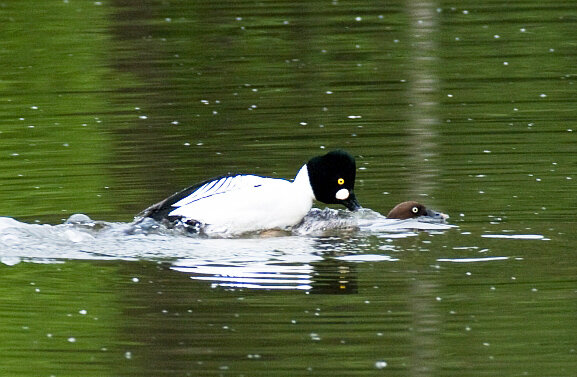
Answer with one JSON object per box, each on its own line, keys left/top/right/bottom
{"left": 307, "top": 150, "right": 361, "bottom": 211}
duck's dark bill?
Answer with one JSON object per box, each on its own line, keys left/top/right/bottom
{"left": 426, "top": 208, "right": 449, "bottom": 221}
{"left": 342, "top": 193, "right": 361, "bottom": 211}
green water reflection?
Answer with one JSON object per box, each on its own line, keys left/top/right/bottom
{"left": 1, "top": 0, "right": 577, "bottom": 376}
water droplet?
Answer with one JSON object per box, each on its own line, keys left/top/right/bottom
{"left": 375, "top": 361, "right": 388, "bottom": 369}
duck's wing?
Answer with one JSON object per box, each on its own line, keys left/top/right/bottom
{"left": 138, "top": 174, "right": 271, "bottom": 222}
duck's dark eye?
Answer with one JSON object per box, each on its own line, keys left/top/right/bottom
{"left": 411, "top": 206, "right": 419, "bottom": 214}
{"left": 337, "top": 178, "right": 345, "bottom": 185}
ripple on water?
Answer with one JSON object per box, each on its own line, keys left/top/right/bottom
{"left": 0, "top": 210, "right": 455, "bottom": 291}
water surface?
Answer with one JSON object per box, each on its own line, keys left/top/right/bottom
{"left": 1, "top": 0, "right": 577, "bottom": 376}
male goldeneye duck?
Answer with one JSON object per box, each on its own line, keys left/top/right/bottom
{"left": 387, "top": 201, "right": 448, "bottom": 221}
{"left": 137, "top": 150, "right": 361, "bottom": 234}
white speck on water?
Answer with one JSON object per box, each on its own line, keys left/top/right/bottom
{"left": 375, "top": 360, "right": 388, "bottom": 369}
{"left": 125, "top": 351, "right": 132, "bottom": 360}
{"left": 138, "top": 115, "right": 147, "bottom": 119}
{"left": 30, "top": 106, "right": 38, "bottom": 110}
{"left": 494, "top": 34, "right": 500, "bottom": 39}
{"left": 68, "top": 337, "right": 76, "bottom": 343}
{"left": 447, "top": 93, "right": 453, "bottom": 98}
{"left": 540, "top": 93, "right": 547, "bottom": 98}
{"left": 347, "top": 115, "right": 362, "bottom": 119}
{"left": 503, "top": 61, "right": 509, "bottom": 66}
{"left": 171, "top": 121, "right": 179, "bottom": 125}
{"left": 132, "top": 277, "right": 139, "bottom": 283}
{"left": 325, "top": 90, "right": 333, "bottom": 94}
{"left": 300, "top": 122, "right": 308, "bottom": 126}
{"left": 520, "top": 28, "right": 526, "bottom": 32}
{"left": 310, "top": 333, "right": 321, "bottom": 341}
{"left": 200, "top": 100, "right": 209, "bottom": 105}
{"left": 184, "top": 142, "right": 191, "bottom": 146}
{"left": 483, "top": 150, "right": 491, "bottom": 153}
{"left": 355, "top": 16, "right": 362, "bottom": 21}
{"left": 436, "top": 296, "right": 442, "bottom": 301}
{"left": 79, "top": 309, "right": 87, "bottom": 315}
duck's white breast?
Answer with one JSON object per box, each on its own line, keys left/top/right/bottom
{"left": 168, "top": 173, "right": 314, "bottom": 234}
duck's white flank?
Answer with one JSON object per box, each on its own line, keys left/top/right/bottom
{"left": 167, "top": 165, "right": 316, "bottom": 234}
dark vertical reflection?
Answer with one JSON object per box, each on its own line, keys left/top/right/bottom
{"left": 406, "top": 1, "right": 441, "bottom": 376}
{"left": 406, "top": 0, "right": 440, "bottom": 198}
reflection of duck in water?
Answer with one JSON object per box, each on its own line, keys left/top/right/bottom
{"left": 386, "top": 201, "right": 448, "bottom": 221}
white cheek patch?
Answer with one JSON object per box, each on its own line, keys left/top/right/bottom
{"left": 335, "top": 188, "right": 350, "bottom": 200}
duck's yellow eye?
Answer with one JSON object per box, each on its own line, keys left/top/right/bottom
{"left": 412, "top": 206, "right": 419, "bottom": 214}
{"left": 337, "top": 178, "right": 345, "bottom": 185}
